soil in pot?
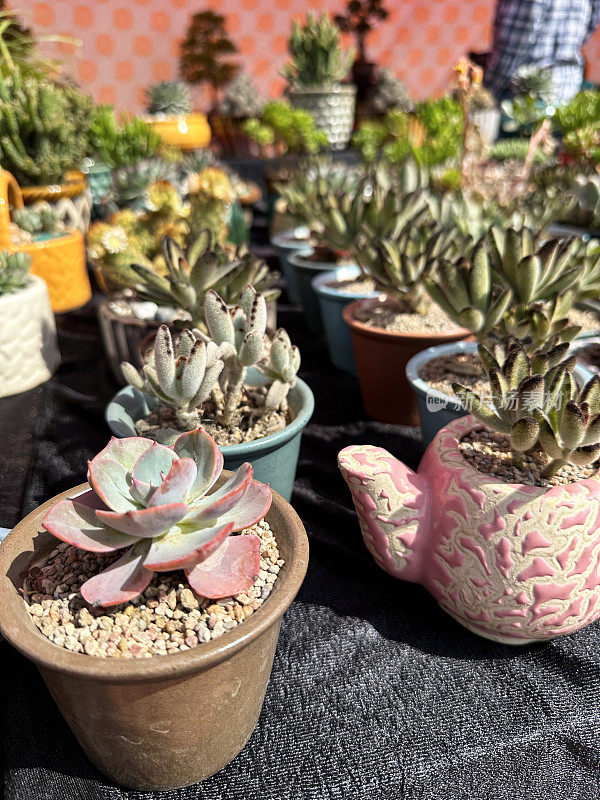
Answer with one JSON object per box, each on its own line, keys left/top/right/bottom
{"left": 354, "top": 298, "right": 458, "bottom": 334}
{"left": 24, "top": 521, "right": 282, "bottom": 659}
{"left": 135, "top": 384, "right": 293, "bottom": 446}
{"left": 325, "top": 274, "right": 377, "bottom": 295}
{"left": 576, "top": 341, "right": 600, "bottom": 374}
{"left": 418, "top": 351, "right": 485, "bottom": 398}
{"left": 459, "top": 427, "right": 598, "bottom": 488}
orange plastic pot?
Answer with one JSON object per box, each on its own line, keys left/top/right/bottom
{"left": 0, "top": 170, "right": 91, "bottom": 313}
{"left": 147, "top": 113, "right": 211, "bottom": 150}
{"left": 343, "top": 297, "right": 469, "bottom": 426}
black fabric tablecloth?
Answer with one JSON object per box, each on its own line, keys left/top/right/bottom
{"left": 2, "top": 284, "right": 600, "bottom": 800}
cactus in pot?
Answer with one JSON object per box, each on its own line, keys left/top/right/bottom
{"left": 339, "top": 333, "right": 600, "bottom": 644}
{"left": 43, "top": 428, "right": 271, "bottom": 607}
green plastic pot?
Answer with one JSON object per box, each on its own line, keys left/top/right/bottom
{"left": 105, "top": 371, "right": 314, "bottom": 502}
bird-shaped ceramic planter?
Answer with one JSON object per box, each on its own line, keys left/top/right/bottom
{"left": 338, "top": 414, "right": 600, "bottom": 644}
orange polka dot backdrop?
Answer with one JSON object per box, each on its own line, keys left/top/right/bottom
{"left": 20, "top": 0, "right": 600, "bottom": 110}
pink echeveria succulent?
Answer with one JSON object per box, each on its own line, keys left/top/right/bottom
{"left": 43, "top": 428, "right": 271, "bottom": 607}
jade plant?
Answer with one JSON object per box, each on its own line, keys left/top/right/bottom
{"left": 0, "top": 250, "right": 31, "bottom": 294}
{"left": 453, "top": 337, "right": 600, "bottom": 477}
{"left": 123, "top": 287, "right": 300, "bottom": 430}
{"left": 42, "top": 428, "right": 271, "bottom": 606}
{"left": 0, "top": 69, "right": 93, "bottom": 185}
{"left": 126, "top": 232, "right": 279, "bottom": 330}
{"left": 282, "top": 13, "right": 354, "bottom": 89}
{"left": 146, "top": 81, "right": 192, "bottom": 117}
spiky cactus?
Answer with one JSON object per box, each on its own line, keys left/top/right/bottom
{"left": 122, "top": 327, "right": 224, "bottom": 430}
{"left": 0, "top": 250, "right": 31, "bottom": 294}
{"left": 145, "top": 81, "right": 192, "bottom": 116}
{"left": 453, "top": 338, "right": 576, "bottom": 468}
{"left": 126, "top": 233, "right": 279, "bottom": 330}
{"left": 0, "top": 69, "right": 93, "bottom": 185}
{"left": 42, "top": 429, "right": 271, "bottom": 607}
{"left": 283, "top": 13, "right": 354, "bottom": 89}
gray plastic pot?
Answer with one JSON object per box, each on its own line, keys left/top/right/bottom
{"left": 288, "top": 250, "right": 346, "bottom": 333}
{"left": 311, "top": 265, "right": 380, "bottom": 373}
{"left": 270, "top": 227, "right": 313, "bottom": 304}
{"left": 105, "top": 372, "right": 314, "bottom": 502}
{"left": 407, "top": 340, "right": 595, "bottom": 449}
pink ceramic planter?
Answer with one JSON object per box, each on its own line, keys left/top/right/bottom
{"left": 338, "top": 414, "right": 600, "bottom": 645}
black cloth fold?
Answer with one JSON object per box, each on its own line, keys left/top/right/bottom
{"left": 1, "top": 294, "right": 600, "bottom": 800}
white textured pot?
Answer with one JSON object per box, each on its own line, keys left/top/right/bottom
{"left": 469, "top": 108, "right": 501, "bottom": 145}
{"left": 288, "top": 85, "right": 356, "bottom": 150}
{"left": 0, "top": 275, "right": 60, "bottom": 397}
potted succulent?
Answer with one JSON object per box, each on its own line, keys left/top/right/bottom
{"left": 0, "top": 68, "right": 94, "bottom": 233}
{"left": 362, "top": 68, "right": 412, "bottom": 118}
{"left": 145, "top": 80, "right": 211, "bottom": 151}
{"left": 106, "top": 286, "right": 313, "bottom": 500}
{"left": 84, "top": 105, "right": 162, "bottom": 210}
{"left": 339, "top": 336, "right": 600, "bottom": 644}
{"left": 0, "top": 169, "right": 90, "bottom": 313}
{"left": 408, "top": 227, "right": 600, "bottom": 446}
{"left": 334, "top": 0, "right": 390, "bottom": 107}
{"left": 0, "top": 249, "right": 59, "bottom": 397}
{"left": 283, "top": 14, "right": 356, "bottom": 150}
{"left": 0, "top": 427, "right": 309, "bottom": 789}
{"left": 211, "top": 73, "right": 266, "bottom": 158}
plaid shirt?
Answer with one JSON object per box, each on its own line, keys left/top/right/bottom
{"left": 485, "top": 0, "right": 600, "bottom": 103}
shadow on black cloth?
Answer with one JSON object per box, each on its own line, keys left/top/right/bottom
{"left": 2, "top": 294, "right": 600, "bottom": 800}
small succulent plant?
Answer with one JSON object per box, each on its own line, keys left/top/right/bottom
{"left": 146, "top": 81, "right": 192, "bottom": 117}
{"left": 367, "top": 69, "right": 412, "bottom": 113}
{"left": 128, "top": 232, "right": 279, "bottom": 330}
{"left": 257, "top": 329, "right": 301, "bottom": 411}
{"left": 122, "top": 326, "right": 224, "bottom": 430}
{"left": 282, "top": 13, "right": 354, "bottom": 89}
{"left": 88, "top": 105, "right": 161, "bottom": 170}
{"left": 0, "top": 250, "right": 31, "bottom": 294}
{"left": 218, "top": 73, "right": 265, "bottom": 119}
{"left": 453, "top": 338, "right": 577, "bottom": 469}
{"left": 43, "top": 429, "right": 271, "bottom": 607}
{"left": 12, "top": 206, "right": 60, "bottom": 235}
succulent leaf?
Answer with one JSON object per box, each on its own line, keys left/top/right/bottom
{"left": 80, "top": 541, "right": 153, "bottom": 608}
{"left": 186, "top": 534, "right": 261, "bottom": 599}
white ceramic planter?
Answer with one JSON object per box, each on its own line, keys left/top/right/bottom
{"left": 288, "top": 85, "right": 356, "bottom": 150}
{"left": 0, "top": 275, "right": 60, "bottom": 397}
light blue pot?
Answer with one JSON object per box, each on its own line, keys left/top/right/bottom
{"left": 288, "top": 250, "right": 347, "bottom": 334}
{"left": 105, "top": 372, "right": 314, "bottom": 502}
{"left": 311, "top": 265, "right": 380, "bottom": 373}
{"left": 407, "top": 341, "right": 594, "bottom": 450}
{"left": 81, "top": 159, "right": 113, "bottom": 207}
{"left": 270, "top": 227, "right": 313, "bottom": 304}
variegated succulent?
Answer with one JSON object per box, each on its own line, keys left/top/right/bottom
{"left": 129, "top": 232, "right": 279, "bottom": 330}
{"left": 453, "top": 338, "right": 576, "bottom": 467}
{"left": 122, "top": 326, "right": 224, "bottom": 430}
{"left": 42, "top": 429, "right": 271, "bottom": 607}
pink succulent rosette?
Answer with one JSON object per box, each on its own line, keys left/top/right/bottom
{"left": 339, "top": 415, "right": 600, "bottom": 644}
{"left": 43, "top": 429, "right": 271, "bottom": 607}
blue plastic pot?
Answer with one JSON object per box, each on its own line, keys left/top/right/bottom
{"left": 407, "top": 341, "right": 594, "bottom": 450}
{"left": 105, "top": 371, "right": 314, "bottom": 502}
{"left": 288, "top": 250, "right": 347, "bottom": 334}
{"left": 270, "top": 227, "right": 313, "bottom": 304}
{"left": 81, "top": 159, "right": 113, "bottom": 207}
{"left": 311, "top": 265, "right": 380, "bottom": 373}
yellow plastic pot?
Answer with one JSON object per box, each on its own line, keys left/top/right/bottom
{"left": 0, "top": 170, "right": 91, "bottom": 313}
{"left": 147, "top": 113, "right": 211, "bottom": 150}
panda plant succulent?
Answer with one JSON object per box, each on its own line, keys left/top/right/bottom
{"left": 42, "top": 428, "right": 271, "bottom": 607}
{"left": 122, "top": 286, "right": 301, "bottom": 446}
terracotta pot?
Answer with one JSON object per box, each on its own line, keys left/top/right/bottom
{"left": 339, "top": 414, "right": 600, "bottom": 644}
{"left": 342, "top": 297, "right": 469, "bottom": 425}
{"left": 146, "top": 113, "right": 211, "bottom": 150}
{"left": 0, "top": 477, "right": 309, "bottom": 790}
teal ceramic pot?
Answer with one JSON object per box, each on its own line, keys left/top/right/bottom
{"left": 270, "top": 227, "right": 313, "bottom": 304}
{"left": 81, "top": 159, "right": 113, "bottom": 207}
{"left": 288, "top": 250, "right": 346, "bottom": 334}
{"left": 311, "top": 265, "right": 380, "bottom": 374}
{"left": 407, "top": 341, "right": 594, "bottom": 450}
{"left": 105, "top": 372, "right": 314, "bottom": 501}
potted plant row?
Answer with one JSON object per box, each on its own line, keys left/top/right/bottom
{"left": 0, "top": 426, "right": 309, "bottom": 789}
{"left": 106, "top": 283, "right": 313, "bottom": 501}
{"left": 144, "top": 81, "right": 211, "bottom": 151}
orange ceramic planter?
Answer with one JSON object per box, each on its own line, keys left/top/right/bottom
{"left": 0, "top": 170, "right": 91, "bottom": 313}
{"left": 147, "top": 113, "right": 211, "bottom": 150}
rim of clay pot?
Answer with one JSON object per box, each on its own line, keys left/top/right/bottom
{"left": 288, "top": 250, "right": 349, "bottom": 273}
{"left": 342, "top": 297, "right": 469, "bottom": 343}
{"left": 311, "top": 265, "right": 381, "bottom": 301}
{"left": 0, "top": 478, "right": 309, "bottom": 683}
{"left": 105, "top": 374, "right": 315, "bottom": 456}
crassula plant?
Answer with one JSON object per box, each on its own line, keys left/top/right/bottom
{"left": 42, "top": 429, "right": 271, "bottom": 607}
{"left": 453, "top": 337, "right": 600, "bottom": 477}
